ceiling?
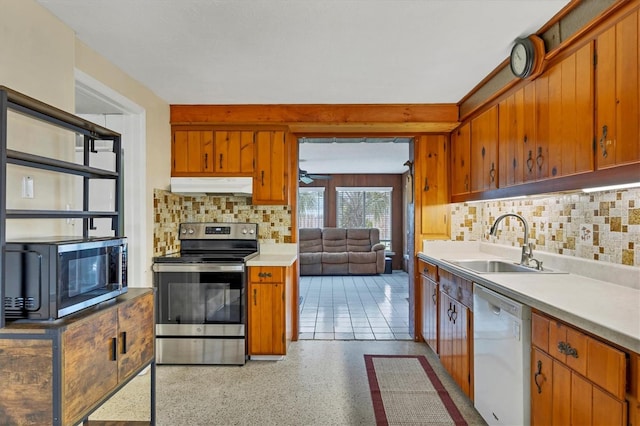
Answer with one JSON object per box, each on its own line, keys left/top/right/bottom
{"left": 37, "top": 0, "right": 570, "bottom": 175}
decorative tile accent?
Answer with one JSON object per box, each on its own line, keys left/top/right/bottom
{"left": 450, "top": 188, "right": 640, "bottom": 267}
{"left": 153, "top": 189, "right": 292, "bottom": 256}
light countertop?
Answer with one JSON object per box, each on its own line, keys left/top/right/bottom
{"left": 247, "top": 243, "right": 297, "bottom": 267}
{"left": 419, "top": 241, "right": 640, "bottom": 353}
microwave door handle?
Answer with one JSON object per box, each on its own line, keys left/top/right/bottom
{"left": 118, "top": 245, "right": 123, "bottom": 291}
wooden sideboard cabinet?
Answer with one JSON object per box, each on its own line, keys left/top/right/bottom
{"left": 0, "top": 288, "right": 155, "bottom": 426}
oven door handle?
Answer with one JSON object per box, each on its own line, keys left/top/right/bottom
{"left": 152, "top": 263, "right": 245, "bottom": 273}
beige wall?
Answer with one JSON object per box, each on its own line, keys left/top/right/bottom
{"left": 1, "top": 0, "right": 171, "bottom": 285}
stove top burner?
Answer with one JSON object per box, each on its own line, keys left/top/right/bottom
{"left": 153, "top": 222, "right": 259, "bottom": 265}
{"left": 153, "top": 251, "right": 258, "bottom": 264}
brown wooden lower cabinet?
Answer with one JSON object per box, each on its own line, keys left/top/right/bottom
{"left": 438, "top": 269, "right": 473, "bottom": 399}
{"left": 531, "top": 311, "right": 627, "bottom": 425}
{"left": 248, "top": 266, "right": 290, "bottom": 356}
{"left": 0, "top": 288, "right": 155, "bottom": 426}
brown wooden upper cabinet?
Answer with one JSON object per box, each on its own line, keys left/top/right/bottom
{"left": 451, "top": 122, "right": 471, "bottom": 196}
{"left": 253, "top": 130, "right": 288, "bottom": 205}
{"left": 172, "top": 130, "right": 214, "bottom": 175}
{"left": 415, "top": 134, "right": 450, "bottom": 240}
{"left": 470, "top": 105, "right": 498, "bottom": 192}
{"left": 214, "top": 130, "right": 255, "bottom": 174}
{"left": 499, "top": 82, "right": 537, "bottom": 187}
{"left": 595, "top": 8, "right": 640, "bottom": 169}
{"left": 540, "top": 42, "right": 594, "bottom": 179}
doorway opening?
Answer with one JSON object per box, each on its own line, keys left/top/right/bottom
{"left": 295, "top": 137, "right": 415, "bottom": 341}
{"left": 74, "top": 70, "right": 148, "bottom": 287}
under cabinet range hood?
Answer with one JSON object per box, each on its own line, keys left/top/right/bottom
{"left": 170, "top": 177, "right": 253, "bottom": 196}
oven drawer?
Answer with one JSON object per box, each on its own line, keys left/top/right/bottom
{"left": 250, "top": 266, "right": 284, "bottom": 283}
{"left": 156, "top": 337, "right": 245, "bottom": 365}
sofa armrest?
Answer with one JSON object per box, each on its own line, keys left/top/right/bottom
{"left": 371, "top": 243, "right": 385, "bottom": 252}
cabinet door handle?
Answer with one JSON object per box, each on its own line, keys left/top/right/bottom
{"left": 489, "top": 162, "right": 496, "bottom": 183}
{"left": 111, "top": 337, "right": 118, "bottom": 361}
{"left": 261, "top": 170, "right": 265, "bottom": 186}
{"left": 512, "top": 157, "right": 517, "bottom": 170}
{"left": 432, "top": 290, "right": 437, "bottom": 305}
{"left": 599, "top": 125, "right": 608, "bottom": 158}
{"left": 219, "top": 153, "right": 223, "bottom": 169}
{"left": 450, "top": 304, "right": 457, "bottom": 324}
{"left": 534, "top": 360, "right": 543, "bottom": 394}
{"left": 253, "top": 288, "right": 257, "bottom": 306}
{"left": 527, "top": 150, "right": 534, "bottom": 173}
{"left": 557, "top": 341, "right": 578, "bottom": 357}
{"left": 464, "top": 175, "right": 469, "bottom": 191}
{"left": 536, "top": 147, "right": 544, "bottom": 170}
{"left": 204, "top": 153, "right": 208, "bottom": 169}
{"left": 121, "top": 331, "right": 127, "bottom": 354}
{"left": 423, "top": 178, "right": 430, "bottom": 192}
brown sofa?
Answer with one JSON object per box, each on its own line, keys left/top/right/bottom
{"left": 299, "top": 228, "right": 386, "bottom": 275}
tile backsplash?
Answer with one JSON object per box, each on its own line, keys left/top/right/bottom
{"left": 450, "top": 188, "right": 640, "bottom": 267}
{"left": 153, "top": 189, "right": 292, "bottom": 256}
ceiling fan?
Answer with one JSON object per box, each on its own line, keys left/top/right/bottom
{"left": 299, "top": 169, "right": 331, "bottom": 184}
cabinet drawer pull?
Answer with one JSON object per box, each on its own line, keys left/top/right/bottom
{"left": 111, "top": 337, "right": 118, "bottom": 361}
{"left": 557, "top": 341, "right": 579, "bottom": 358}
{"left": 536, "top": 147, "right": 544, "bottom": 171}
{"left": 258, "top": 272, "right": 272, "bottom": 278}
{"left": 534, "top": 360, "right": 543, "bottom": 394}
{"left": 121, "top": 331, "right": 127, "bottom": 354}
{"left": 599, "top": 125, "right": 608, "bottom": 158}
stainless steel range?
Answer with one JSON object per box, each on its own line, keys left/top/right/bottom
{"left": 152, "top": 222, "right": 258, "bottom": 365}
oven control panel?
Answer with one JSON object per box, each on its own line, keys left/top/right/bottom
{"left": 179, "top": 222, "right": 258, "bottom": 240}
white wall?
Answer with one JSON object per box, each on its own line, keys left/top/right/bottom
{"left": 0, "top": 0, "right": 171, "bottom": 285}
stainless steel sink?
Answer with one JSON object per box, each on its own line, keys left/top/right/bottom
{"left": 443, "top": 259, "right": 567, "bottom": 274}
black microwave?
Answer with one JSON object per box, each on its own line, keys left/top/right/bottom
{"left": 4, "top": 236, "right": 127, "bottom": 320}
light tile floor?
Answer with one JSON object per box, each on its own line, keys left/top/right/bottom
{"left": 299, "top": 271, "right": 412, "bottom": 341}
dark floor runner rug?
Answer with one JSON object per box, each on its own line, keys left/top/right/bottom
{"left": 364, "top": 354, "right": 468, "bottom": 426}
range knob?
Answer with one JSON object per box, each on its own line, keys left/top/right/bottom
{"left": 249, "top": 229, "right": 255, "bottom": 234}
{"left": 242, "top": 228, "right": 248, "bottom": 234}
{"left": 181, "top": 228, "right": 188, "bottom": 234}
{"left": 187, "top": 228, "right": 195, "bottom": 234}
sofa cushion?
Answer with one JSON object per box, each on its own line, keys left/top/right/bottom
{"left": 347, "top": 228, "right": 374, "bottom": 252}
{"left": 300, "top": 252, "right": 322, "bottom": 265}
{"left": 300, "top": 262, "right": 322, "bottom": 275}
{"left": 322, "top": 228, "right": 347, "bottom": 252}
{"left": 348, "top": 251, "right": 377, "bottom": 264}
{"left": 322, "top": 252, "right": 348, "bottom": 264}
{"left": 299, "top": 228, "right": 323, "bottom": 253}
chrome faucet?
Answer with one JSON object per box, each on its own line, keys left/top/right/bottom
{"left": 489, "top": 213, "right": 539, "bottom": 268}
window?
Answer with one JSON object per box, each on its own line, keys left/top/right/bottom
{"left": 298, "top": 187, "right": 325, "bottom": 228}
{"left": 336, "top": 187, "right": 392, "bottom": 249}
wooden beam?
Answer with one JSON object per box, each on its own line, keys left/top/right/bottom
{"left": 170, "top": 104, "right": 458, "bottom": 125}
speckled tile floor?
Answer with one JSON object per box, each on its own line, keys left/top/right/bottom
{"left": 299, "top": 272, "right": 411, "bottom": 341}
{"left": 89, "top": 340, "right": 486, "bottom": 425}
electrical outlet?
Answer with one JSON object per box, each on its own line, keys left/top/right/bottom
{"left": 21, "top": 176, "right": 34, "bottom": 198}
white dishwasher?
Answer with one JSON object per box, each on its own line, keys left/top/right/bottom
{"left": 473, "top": 283, "right": 531, "bottom": 426}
